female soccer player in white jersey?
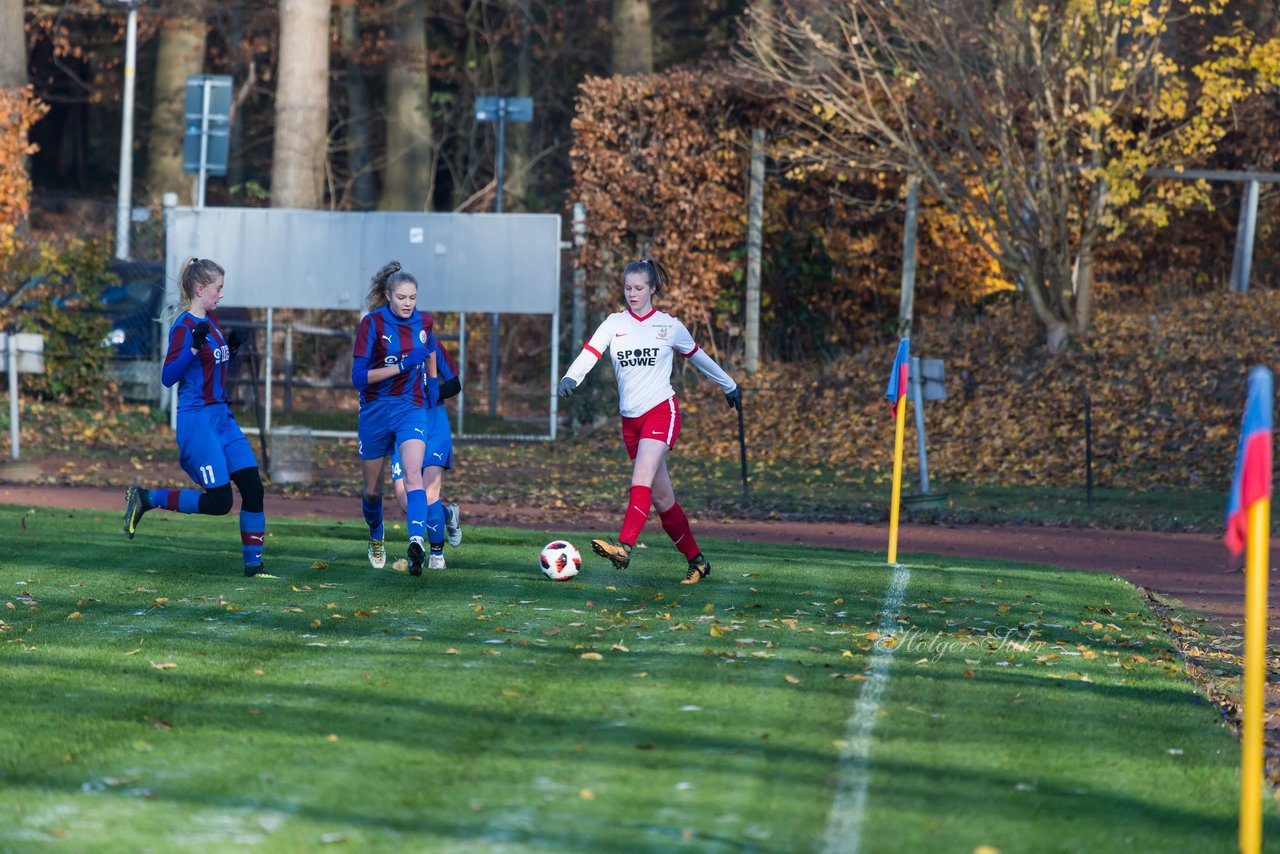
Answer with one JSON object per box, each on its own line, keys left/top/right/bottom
{"left": 557, "top": 257, "right": 740, "bottom": 585}
{"left": 122, "top": 257, "right": 269, "bottom": 577}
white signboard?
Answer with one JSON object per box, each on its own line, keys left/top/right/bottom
{"left": 165, "top": 208, "right": 562, "bottom": 314}
{"left": 0, "top": 333, "right": 45, "bottom": 373}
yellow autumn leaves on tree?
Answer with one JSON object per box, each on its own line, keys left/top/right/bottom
{"left": 0, "top": 86, "right": 49, "bottom": 259}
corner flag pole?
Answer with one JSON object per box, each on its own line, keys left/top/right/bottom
{"left": 1240, "top": 493, "right": 1269, "bottom": 854}
{"left": 887, "top": 394, "right": 907, "bottom": 564}
{"left": 1226, "top": 365, "right": 1272, "bottom": 854}
{"left": 885, "top": 338, "right": 910, "bottom": 564}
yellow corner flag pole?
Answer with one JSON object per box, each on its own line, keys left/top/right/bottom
{"left": 1240, "top": 494, "right": 1270, "bottom": 854}
{"left": 887, "top": 396, "right": 907, "bottom": 564}
{"left": 1233, "top": 365, "right": 1272, "bottom": 854}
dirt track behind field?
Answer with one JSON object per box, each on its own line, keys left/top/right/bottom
{"left": 1, "top": 482, "right": 1271, "bottom": 636}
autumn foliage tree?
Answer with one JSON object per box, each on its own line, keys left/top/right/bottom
{"left": 0, "top": 86, "right": 49, "bottom": 276}
{"left": 741, "top": 0, "right": 1280, "bottom": 352}
{"left": 571, "top": 69, "right": 745, "bottom": 339}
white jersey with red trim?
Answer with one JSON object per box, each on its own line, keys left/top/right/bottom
{"left": 564, "top": 308, "right": 735, "bottom": 417}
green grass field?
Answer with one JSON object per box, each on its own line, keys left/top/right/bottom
{"left": 1, "top": 505, "right": 1272, "bottom": 852}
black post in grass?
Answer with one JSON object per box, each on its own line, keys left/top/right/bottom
{"left": 1084, "top": 392, "right": 1094, "bottom": 512}
{"left": 736, "top": 394, "right": 749, "bottom": 505}
{"left": 245, "top": 345, "right": 271, "bottom": 476}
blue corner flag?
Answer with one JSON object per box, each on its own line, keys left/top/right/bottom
{"left": 885, "top": 338, "right": 910, "bottom": 418}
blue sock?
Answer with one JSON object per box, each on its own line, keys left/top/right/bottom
{"left": 240, "top": 510, "right": 265, "bottom": 567}
{"left": 406, "top": 489, "right": 427, "bottom": 542}
{"left": 150, "top": 488, "right": 202, "bottom": 514}
{"left": 426, "top": 500, "right": 445, "bottom": 551}
{"left": 362, "top": 494, "right": 384, "bottom": 541}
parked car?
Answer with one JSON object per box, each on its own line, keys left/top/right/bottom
{"left": 0, "top": 259, "right": 166, "bottom": 360}
{"left": 100, "top": 260, "right": 166, "bottom": 359}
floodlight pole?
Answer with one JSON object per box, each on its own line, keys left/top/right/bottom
{"left": 114, "top": 0, "right": 141, "bottom": 260}
{"left": 489, "top": 99, "right": 507, "bottom": 418}
{"left": 476, "top": 95, "right": 532, "bottom": 420}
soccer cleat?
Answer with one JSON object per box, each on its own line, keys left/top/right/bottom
{"left": 123, "top": 486, "right": 151, "bottom": 539}
{"left": 681, "top": 554, "right": 711, "bottom": 585}
{"left": 590, "top": 538, "right": 632, "bottom": 570}
{"left": 244, "top": 563, "right": 277, "bottom": 578}
{"left": 407, "top": 539, "right": 426, "bottom": 577}
{"left": 445, "top": 502, "right": 462, "bottom": 547}
{"left": 368, "top": 538, "right": 387, "bottom": 569}
{"left": 428, "top": 551, "right": 446, "bottom": 571}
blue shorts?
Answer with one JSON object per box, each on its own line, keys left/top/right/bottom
{"left": 391, "top": 406, "right": 453, "bottom": 480}
{"left": 357, "top": 399, "right": 430, "bottom": 461}
{"left": 177, "top": 404, "right": 257, "bottom": 488}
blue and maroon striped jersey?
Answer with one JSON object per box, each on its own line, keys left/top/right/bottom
{"left": 424, "top": 338, "right": 459, "bottom": 410}
{"left": 162, "top": 311, "right": 232, "bottom": 411}
{"left": 351, "top": 306, "right": 436, "bottom": 406}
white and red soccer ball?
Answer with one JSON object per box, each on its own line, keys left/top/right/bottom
{"left": 539, "top": 540, "right": 581, "bottom": 582}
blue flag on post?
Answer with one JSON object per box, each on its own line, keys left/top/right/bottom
{"left": 1225, "top": 367, "right": 1273, "bottom": 558}
{"left": 885, "top": 338, "right": 910, "bottom": 418}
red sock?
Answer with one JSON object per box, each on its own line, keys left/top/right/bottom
{"left": 659, "top": 502, "right": 700, "bottom": 561}
{"left": 618, "top": 485, "right": 652, "bottom": 546}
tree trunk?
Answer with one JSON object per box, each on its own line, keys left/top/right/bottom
{"left": 1073, "top": 245, "right": 1095, "bottom": 340}
{"left": 745, "top": 128, "right": 765, "bottom": 373}
{"left": 380, "top": 0, "right": 434, "bottom": 212}
{"left": 272, "top": 0, "right": 331, "bottom": 209}
{"left": 611, "top": 0, "right": 653, "bottom": 76}
{"left": 0, "top": 0, "right": 25, "bottom": 88}
{"left": 339, "top": 0, "right": 375, "bottom": 210}
{"left": 751, "top": 0, "right": 773, "bottom": 56}
{"left": 147, "top": 16, "right": 207, "bottom": 206}
{"left": 226, "top": 4, "right": 246, "bottom": 196}
{"left": 506, "top": 3, "right": 531, "bottom": 210}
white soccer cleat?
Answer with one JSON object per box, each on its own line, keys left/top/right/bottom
{"left": 368, "top": 538, "right": 386, "bottom": 569}
{"left": 428, "top": 551, "right": 446, "bottom": 571}
{"left": 445, "top": 502, "right": 462, "bottom": 547}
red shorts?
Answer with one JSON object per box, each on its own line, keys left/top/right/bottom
{"left": 621, "top": 397, "right": 681, "bottom": 460}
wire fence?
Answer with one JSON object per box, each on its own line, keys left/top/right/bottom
{"left": 204, "top": 311, "right": 560, "bottom": 443}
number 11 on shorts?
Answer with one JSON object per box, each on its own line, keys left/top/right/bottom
{"left": 199, "top": 464, "right": 216, "bottom": 485}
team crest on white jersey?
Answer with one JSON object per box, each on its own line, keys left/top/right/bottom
{"left": 656, "top": 326, "right": 668, "bottom": 339}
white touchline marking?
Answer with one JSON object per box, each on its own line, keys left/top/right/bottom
{"left": 822, "top": 561, "right": 911, "bottom": 854}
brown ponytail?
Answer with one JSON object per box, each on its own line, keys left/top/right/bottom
{"left": 622, "top": 256, "right": 671, "bottom": 295}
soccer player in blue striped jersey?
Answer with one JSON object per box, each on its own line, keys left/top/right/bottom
{"left": 390, "top": 337, "right": 462, "bottom": 569}
{"left": 122, "top": 257, "right": 270, "bottom": 577}
{"left": 352, "top": 261, "right": 436, "bottom": 577}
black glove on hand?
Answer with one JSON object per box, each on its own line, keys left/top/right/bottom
{"left": 226, "top": 329, "right": 246, "bottom": 355}
{"left": 190, "top": 321, "right": 210, "bottom": 352}
{"left": 725, "top": 385, "right": 741, "bottom": 410}
{"left": 399, "top": 346, "right": 428, "bottom": 373}
{"left": 557, "top": 377, "right": 577, "bottom": 398}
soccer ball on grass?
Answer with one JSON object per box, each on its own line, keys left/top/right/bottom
{"left": 539, "top": 540, "right": 581, "bottom": 582}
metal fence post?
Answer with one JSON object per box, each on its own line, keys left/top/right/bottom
{"left": 910, "top": 355, "right": 929, "bottom": 494}
{"left": 7, "top": 333, "right": 18, "bottom": 461}
{"left": 1230, "top": 179, "right": 1260, "bottom": 293}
